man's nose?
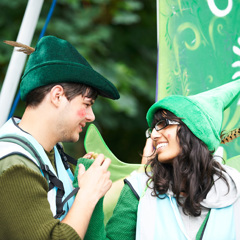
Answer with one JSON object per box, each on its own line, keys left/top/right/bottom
{"left": 86, "top": 106, "right": 95, "bottom": 122}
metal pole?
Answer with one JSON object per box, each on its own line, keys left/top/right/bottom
{"left": 0, "top": 0, "right": 44, "bottom": 127}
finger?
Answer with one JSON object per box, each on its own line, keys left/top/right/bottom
{"left": 82, "top": 152, "right": 94, "bottom": 159}
{"left": 146, "top": 137, "right": 154, "bottom": 147}
{"left": 107, "top": 179, "right": 113, "bottom": 191}
{"left": 143, "top": 138, "right": 154, "bottom": 156}
{"left": 106, "top": 179, "right": 112, "bottom": 191}
{"left": 101, "top": 158, "right": 111, "bottom": 170}
{"left": 106, "top": 170, "right": 111, "bottom": 179}
{"left": 78, "top": 163, "right": 85, "bottom": 177}
{"left": 92, "top": 153, "right": 105, "bottom": 166}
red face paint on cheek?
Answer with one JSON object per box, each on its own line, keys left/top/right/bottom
{"left": 168, "top": 134, "right": 171, "bottom": 139}
{"left": 77, "top": 108, "right": 86, "bottom": 118}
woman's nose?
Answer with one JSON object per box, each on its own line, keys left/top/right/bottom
{"left": 151, "top": 128, "right": 162, "bottom": 140}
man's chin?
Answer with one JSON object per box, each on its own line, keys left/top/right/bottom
{"left": 72, "top": 136, "right": 80, "bottom": 143}
{"left": 63, "top": 135, "right": 80, "bottom": 143}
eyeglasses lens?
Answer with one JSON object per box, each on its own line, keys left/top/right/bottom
{"left": 145, "top": 128, "right": 152, "bottom": 138}
{"left": 146, "top": 119, "right": 179, "bottom": 138}
{"left": 156, "top": 120, "right": 167, "bottom": 131}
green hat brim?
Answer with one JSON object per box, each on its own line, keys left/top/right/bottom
{"left": 20, "top": 61, "right": 120, "bottom": 101}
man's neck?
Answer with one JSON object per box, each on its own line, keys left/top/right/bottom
{"left": 19, "top": 108, "right": 57, "bottom": 152}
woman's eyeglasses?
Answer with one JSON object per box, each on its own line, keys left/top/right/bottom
{"left": 145, "top": 119, "right": 180, "bottom": 138}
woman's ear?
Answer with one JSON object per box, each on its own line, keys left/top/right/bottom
{"left": 50, "top": 85, "right": 65, "bottom": 107}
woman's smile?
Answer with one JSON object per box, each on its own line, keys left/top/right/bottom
{"left": 151, "top": 124, "right": 181, "bottom": 164}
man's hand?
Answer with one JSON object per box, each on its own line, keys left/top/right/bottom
{"left": 77, "top": 154, "right": 112, "bottom": 200}
{"left": 62, "top": 154, "right": 112, "bottom": 239}
{"left": 82, "top": 152, "right": 99, "bottom": 159}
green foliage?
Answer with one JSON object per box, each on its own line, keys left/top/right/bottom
{"left": 0, "top": 0, "right": 157, "bottom": 163}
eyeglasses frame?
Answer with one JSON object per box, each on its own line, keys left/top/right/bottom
{"left": 145, "top": 119, "right": 180, "bottom": 139}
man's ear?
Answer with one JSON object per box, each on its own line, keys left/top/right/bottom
{"left": 50, "top": 85, "right": 65, "bottom": 107}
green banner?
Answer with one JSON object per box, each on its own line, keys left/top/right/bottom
{"left": 157, "top": 0, "right": 240, "bottom": 159}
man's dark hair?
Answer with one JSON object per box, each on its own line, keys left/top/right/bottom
{"left": 145, "top": 109, "right": 229, "bottom": 217}
{"left": 25, "top": 83, "right": 98, "bottom": 107}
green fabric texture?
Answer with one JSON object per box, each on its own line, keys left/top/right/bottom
{"left": 73, "top": 125, "right": 143, "bottom": 225}
{"left": 0, "top": 161, "right": 80, "bottom": 240}
{"left": 73, "top": 158, "right": 94, "bottom": 188}
{"left": 0, "top": 145, "right": 58, "bottom": 175}
{"left": 80, "top": 124, "right": 143, "bottom": 223}
{"left": 0, "top": 154, "right": 39, "bottom": 175}
{"left": 84, "top": 124, "right": 142, "bottom": 182}
{"left": 73, "top": 157, "right": 127, "bottom": 225}
{"left": 226, "top": 155, "right": 240, "bottom": 172}
{"left": 83, "top": 183, "right": 138, "bottom": 240}
{"left": 195, "top": 210, "right": 210, "bottom": 240}
{"left": 20, "top": 35, "right": 120, "bottom": 101}
{"left": 147, "top": 79, "right": 240, "bottom": 151}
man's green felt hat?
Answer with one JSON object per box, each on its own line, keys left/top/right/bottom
{"left": 20, "top": 36, "right": 120, "bottom": 101}
{"left": 146, "top": 79, "right": 240, "bottom": 151}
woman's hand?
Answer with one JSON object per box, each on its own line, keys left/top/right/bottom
{"left": 141, "top": 138, "right": 154, "bottom": 164}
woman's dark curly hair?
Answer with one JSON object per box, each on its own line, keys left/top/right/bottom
{"left": 145, "top": 109, "right": 229, "bottom": 217}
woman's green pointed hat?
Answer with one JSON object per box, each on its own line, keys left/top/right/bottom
{"left": 146, "top": 80, "right": 240, "bottom": 151}
{"left": 20, "top": 36, "right": 120, "bottom": 101}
